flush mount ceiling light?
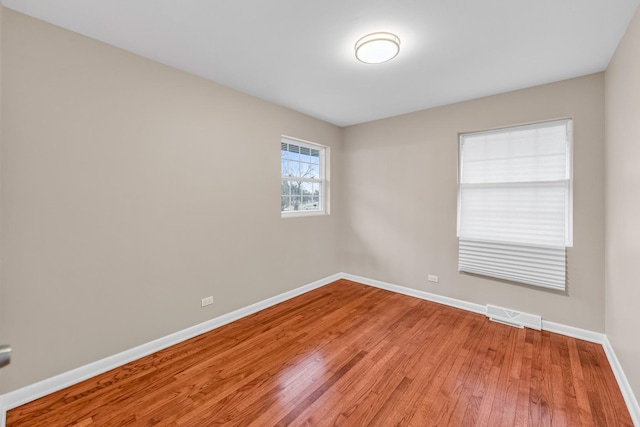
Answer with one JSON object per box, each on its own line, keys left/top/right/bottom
{"left": 354, "top": 32, "right": 400, "bottom": 64}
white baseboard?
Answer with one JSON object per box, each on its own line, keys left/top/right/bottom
{"left": 0, "top": 273, "right": 341, "bottom": 426}
{"left": 542, "top": 319, "right": 605, "bottom": 344}
{"left": 602, "top": 336, "right": 640, "bottom": 426}
{"left": 2, "top": 272, "right": 637, "bottom": 427}
{"left": 340, "top": 273, "right": 487, "bottom": 315}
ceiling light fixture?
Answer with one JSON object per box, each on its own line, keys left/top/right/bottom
{"left": 354, "top": 32, "right": 400, "bottom": 64}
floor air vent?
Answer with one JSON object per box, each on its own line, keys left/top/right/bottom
{"left": 485, "top": 305, "right": 542, "bottom": 330}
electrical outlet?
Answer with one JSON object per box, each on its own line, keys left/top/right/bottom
{"left": 201, "top": 296, "right": 213, "bottom": 307}
{"left": 428, "top": 275, "right": 439, "bottom": 283}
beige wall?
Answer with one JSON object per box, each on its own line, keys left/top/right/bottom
{"left": 341, "top": 74, "right": 605, "bottom": 332}
{"left": 605, "top": 6, "right": 640, "bottom": 402}
{"left": 0, "top": 10, "right": 342, "bottom": 393}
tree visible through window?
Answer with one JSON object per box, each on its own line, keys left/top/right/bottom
{"left": 281, "top": 137, "right": 327, "bottom": 216}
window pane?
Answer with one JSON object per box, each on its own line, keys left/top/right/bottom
{"left": 289, "top": 144, "right": 300, "bottom": 161}
{"left": 459, "top": 181, "right": 568, "bottom": 246}
{"left": 301, "top": 182, "right": 313, "bottom": 195}
{"left": 290, "top": 196, "right": 302, "bottom": 210}
{"left": 301, "top": 182, "right": 313, "bottom": 207}
{"left": 296, "top": 161, "right": 309, "bottom": 178}
{"left": 290, "top": 182, "right": 301, "bottom": 196}
{"left": 281, "top": 180, "right": 291, "bottom": 197}
{"left": 310, "top": 149, "right": 320, "bottom": 164}
{"left": 299, "top": 145, "right": 311, "bottom": 163}
{"left": 461, "top": 121, "right": 569, "bottom": 184}
{"left": 308, "top": 164, "right": 320, "bottom": 179}
{"left": 281, "top": 196, "right": 290, "bottom": 211}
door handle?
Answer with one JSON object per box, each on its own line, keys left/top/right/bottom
{"left": 0, "top": 345, "right": 11, "bottom": 368}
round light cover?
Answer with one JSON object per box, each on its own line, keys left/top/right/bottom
{"left": 355, "top": 32, "right": 400, "bottom": 64}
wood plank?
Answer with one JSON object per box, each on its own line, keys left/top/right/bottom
{"left": 7, "top": 280, "right": 633, "bottom": 427}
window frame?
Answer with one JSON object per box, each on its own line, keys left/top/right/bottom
{"left": 280, "top": 135, "right": 329, "bottom": 218}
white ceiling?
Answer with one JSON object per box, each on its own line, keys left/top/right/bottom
{"left": 3, "top": 0, "right": 639, "bottom": 127}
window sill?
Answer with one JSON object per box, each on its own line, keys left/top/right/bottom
{"left": 281, "top": 211, "right": 328, "bottom": 219}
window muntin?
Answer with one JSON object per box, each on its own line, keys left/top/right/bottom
{"left": 281, "top": 137, "right": 327, "bottom": 216}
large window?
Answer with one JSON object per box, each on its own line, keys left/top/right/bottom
{"left": 281, "top": 136, "right": 328, "bottom": 216}
{"left": 457, "top": 119, "right": 573, "bottom": 290}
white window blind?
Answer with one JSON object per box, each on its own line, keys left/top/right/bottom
{"left": 458, "top": 119, "right": 573, "bottom": 290}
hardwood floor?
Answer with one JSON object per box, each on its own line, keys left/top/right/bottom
{"left": 7, "top": 279, "right": 633, "bottom": 426}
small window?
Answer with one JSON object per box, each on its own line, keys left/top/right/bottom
{"left": 457, "top": 119, "right": 573, "bottom": 290}
{"left": 281, "top": 136, "right": 328, "bottom": 217}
